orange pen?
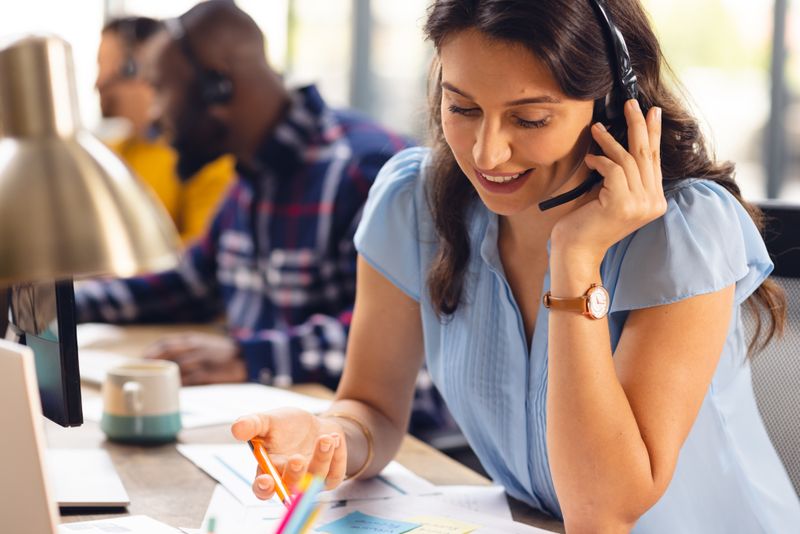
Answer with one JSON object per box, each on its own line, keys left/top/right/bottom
{"left": 248, "top": 438, "right": 292, "bottom": 508}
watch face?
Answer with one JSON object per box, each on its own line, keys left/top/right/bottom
{"left": 587, "top": 286, "right": 610, "bottom": 319}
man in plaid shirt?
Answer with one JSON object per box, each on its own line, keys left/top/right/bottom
{"left": 75, "top": 1, "right": 449, "bottom": 431}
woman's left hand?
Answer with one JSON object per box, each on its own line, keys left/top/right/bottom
{"left": 550, "top": 99, "right": 666, "bottom": 265}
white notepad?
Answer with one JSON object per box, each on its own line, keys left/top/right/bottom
{"left": 46, "top": 449, "right": 130, "bottom": 508}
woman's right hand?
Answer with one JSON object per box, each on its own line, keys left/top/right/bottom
{"left": 231, "top": 408, "right": 347, "bottom": 500}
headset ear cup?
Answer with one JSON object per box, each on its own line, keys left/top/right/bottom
{"left": 120, "top": 56, "right": 138, "bottom": 79}
{"left": 201, "top": 70, "right": 233, "bottom": 105}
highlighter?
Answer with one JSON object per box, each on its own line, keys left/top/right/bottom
{"left": 248, "top": 438, "right": 292, "bottom": 508}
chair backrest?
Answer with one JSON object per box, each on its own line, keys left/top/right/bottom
{"left": 745, "top": 201, "right": 800, "bottom": 497}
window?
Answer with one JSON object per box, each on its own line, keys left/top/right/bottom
{"left": 0, "top": 0, "right": 105, "bottom": 129}
{"left": 644, "top": 0, "right": 774, "bottom": 199}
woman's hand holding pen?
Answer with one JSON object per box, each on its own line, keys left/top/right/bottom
{"left": 231, "top": 408, "right": 347, "bottom": 500}
{"left": 550, "top": 99, "right": 666, "bottom": 278}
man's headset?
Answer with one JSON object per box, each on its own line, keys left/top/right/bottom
{"left": 538, "top": 0, "right": 648, "bottom": 211}
{"left": 164, "top": 17, "right": 234, "bottom": 106}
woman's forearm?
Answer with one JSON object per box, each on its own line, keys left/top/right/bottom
{"left": 546, "top": 252, "right": 657, "bottom": 528}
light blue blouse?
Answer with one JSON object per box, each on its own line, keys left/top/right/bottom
{"left": 354, "top": 147, "right": 800, "bottom": 533}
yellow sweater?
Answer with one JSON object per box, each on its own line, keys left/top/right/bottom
{"left": 112, "top": 137, "right": 235, "bottom": 244}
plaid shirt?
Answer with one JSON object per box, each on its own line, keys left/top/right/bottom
{"left": 76, "top": 86, "right": 436, "bottom": 402}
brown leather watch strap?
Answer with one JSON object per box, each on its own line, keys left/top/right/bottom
{"left": 542, "top": 292, "right": 588, "bottom": 314}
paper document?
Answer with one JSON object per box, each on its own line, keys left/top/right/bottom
{"left": 314, "top": 496, "right": 556, "bottom": 534}
{"left": 197, "top": 485, "right": 548, "bottom": 534}
{"left": 78, "top": 348, "right": 138, "bottom": 385}
{"left": 82, "top": 383, "right": 330, "bottom": 429}
{"left": 178, "top": 444, "right": 436, "bottom": 507}
{"left": 317, "top": 461, "right": 437, "bottom": 503}
{"left": 77, "top": 322, "right": 225, "bottom": 358}
{"left": 433, "top": 485, "right": 512, "bottom": 519}
{"left": 47, "top": 449, "right": 130, "bottom": 508}
{"left": 199, "top": 484, "right": 283, "bottom": 534}
{"left": 406, "top": 515, "right": 479, "bottom": 533}
{"left": 76, "top": 323, "right": 130, "bottom": 349}
{"left": 59, "top": 515, "right": 182, "bottom": 533}
{"left": 195, "top": 481, "right": 546, "bottom": 534}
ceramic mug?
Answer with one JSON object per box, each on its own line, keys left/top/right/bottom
{"left": 100, "top": 360, "right": 182, "bottom": 443}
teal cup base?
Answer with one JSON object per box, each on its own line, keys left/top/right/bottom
{"left": 101, "top": 412, "right": 182, "bottom": 444}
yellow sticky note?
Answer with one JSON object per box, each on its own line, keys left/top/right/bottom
{"left": 406, "top": 515, "right": 479, "bottom": 534}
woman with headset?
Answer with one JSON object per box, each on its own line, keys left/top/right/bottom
{"left": 231, "top": 0, "right": 800, "bottom": 531}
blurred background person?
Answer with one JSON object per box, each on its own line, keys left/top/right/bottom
{"left": 78, "top": 0, "right": 449, "bottom": 435}
{"left": 96, "top": 16, "right": 235, "bottom": 243}
{"left": 74, "top": 1, "right": 456, "bottom": 438}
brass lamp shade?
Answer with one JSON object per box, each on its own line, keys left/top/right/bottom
{"left": 0, "top": 35, "right": 180, "bottom": 285}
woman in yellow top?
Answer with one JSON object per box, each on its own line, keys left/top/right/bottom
{"left": 96, "top": 16, "right": 233, "bottom": 243}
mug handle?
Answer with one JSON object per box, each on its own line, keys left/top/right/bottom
{"left": 122, "top": 381, "right": 143, "bottom": 415}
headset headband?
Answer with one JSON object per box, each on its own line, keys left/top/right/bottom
{"left": 588, "top": 0, "right": 638, "bottom": 103}
{"left": 164, "top": 17, "right": 205, "bottom": 78}
{"left": 163, "top": 17, "right": 233, "bottom": 105}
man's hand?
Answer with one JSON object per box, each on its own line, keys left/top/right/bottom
{"left": 145, "top": 333, "right": 247, "bottom": 385}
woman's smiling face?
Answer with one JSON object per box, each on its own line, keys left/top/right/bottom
{"left": 439, "top": 29, "right": 596, "bottom": 216}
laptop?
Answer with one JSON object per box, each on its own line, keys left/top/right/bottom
{"left": 0, "top": 340, "right": 130, "bottom": 534}
{"left": 0, "top": 339, "right": 61, "bottom": 534}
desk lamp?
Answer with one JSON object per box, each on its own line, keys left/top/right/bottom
{"left": 0, "top": 35, "right": 180, "bottom": 534}
{"left": 0, "top": 35, "right": 180, "bottom": 282}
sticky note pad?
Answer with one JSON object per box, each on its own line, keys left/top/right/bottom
{"left": 406, "top": 515, "right": 479, "bottom": 533}
{"left": 316, "top": 511, "right": 421, "bottom": 533}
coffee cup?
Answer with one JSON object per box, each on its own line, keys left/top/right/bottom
{"left": 100, "top": 360, "right": 182, "bottom": 443}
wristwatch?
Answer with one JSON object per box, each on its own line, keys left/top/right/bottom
{"left": 542, "top": 283, "right": 609, "bottom": 320}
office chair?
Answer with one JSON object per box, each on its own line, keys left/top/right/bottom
{"left": 745, "top": 200, "right": 800, "bottom": 497}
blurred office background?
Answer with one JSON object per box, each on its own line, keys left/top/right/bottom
{"left": 0, "top": 0, "right": 797, "bottom": 200}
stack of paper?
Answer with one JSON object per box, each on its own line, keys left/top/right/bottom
{"left": 180, "top": 443, "right": 555, "bottom": 533}
{"left": 198, "top": 484, "right": 552, "bottom": 534}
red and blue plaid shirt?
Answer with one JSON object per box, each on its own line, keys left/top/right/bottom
{"left": 75, "top": 86, "right": 448, "bottom": 429}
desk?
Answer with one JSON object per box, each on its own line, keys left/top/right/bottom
{"left": 51, "top": 326, "right": 565, "bottom": 532}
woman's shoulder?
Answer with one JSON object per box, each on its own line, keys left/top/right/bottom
{"left": 658, "top": 178, "right": 763, "bottom": 243}
{"left": 353, "top": 147, "right": 433, "bottom": 302}
{"left": 608, "top": 178, "right": 772, "bottom": 312}
{"left": 359, "top": 146, "right": 433, "bottom": 229}
{"left": 658, "top": 177, "right": 752, "bottom": 227}
{"left": 663, "top": 176, "right": 734, "bottom": 199}
{"left": 370, "top": 146, "right": 432, "bottom": 189}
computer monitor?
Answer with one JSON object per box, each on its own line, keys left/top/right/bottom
{"left": 6, "top": 280, "right": 83, "bottom": 427}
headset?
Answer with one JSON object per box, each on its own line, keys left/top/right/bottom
{"left": 118, "top": 19, "right": 139, "bottom": 80}
{"left": 164, "top": 17, "right": 234, "bottom": 106}
{"left": 538, "top": 0, "right": 648, "bottom": 211}
{"left": 99, "top": 18, "right": 160, "bottom": 90}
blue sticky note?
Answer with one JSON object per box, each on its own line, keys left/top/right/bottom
{"left": 316, "top": 511, "right": 421, "bottom": 534}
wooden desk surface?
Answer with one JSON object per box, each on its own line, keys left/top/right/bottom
{"left": 54, "top": 326, "right": 564, "bottom": 532}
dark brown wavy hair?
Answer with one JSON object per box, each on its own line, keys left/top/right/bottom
{"left": 423, "top": 0, "right": 784, "bottom": 353}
